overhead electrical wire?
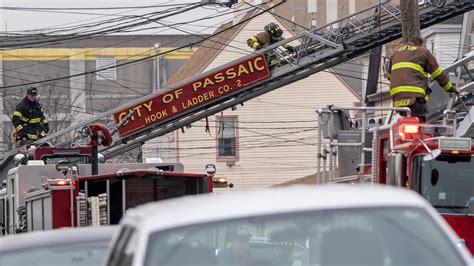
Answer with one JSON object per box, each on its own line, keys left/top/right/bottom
{"left": 0, "top": 6, "right": 191, "bottom": 39}
{"left": 0, "top": 2, "right": 190, "bottom": 31}
{"left": 0, "top": 1, "right": 286, "bottom": 89}
{"left": 0, "top": 2, "right": 199, "bottom": 11}
{"left": 0, "top": 6, "right": 256, "bottom": 100}
{"left": 0, "top": 3, "right": 205, "bottom": 48}
{"left": 2, "top": 5, "right": 253, "bottom": 75}
{"left": 0, "top": 3, "right": 199, "bottom": 36}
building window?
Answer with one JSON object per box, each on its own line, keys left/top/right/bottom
{"left": 217, "top": 116, "right": 238, "bottom": 159}
{"left": 96, "top": 56, "right": 117, "bottom": 80}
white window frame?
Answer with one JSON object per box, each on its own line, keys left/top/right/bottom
{"left": 96, "top": 56, "right": 117, "bottom": 80}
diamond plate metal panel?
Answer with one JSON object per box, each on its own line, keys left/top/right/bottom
{"left": 32, "top": 199, "right": 43, "bottom": 231}
{"left": 17, "top": 165, "right": 64, "bottom": 206}
{"left": 44, "top": 197, "right": 52, "bottom": 230}
{"left": 27, "top": 201, "right": 33, "bottom": 231}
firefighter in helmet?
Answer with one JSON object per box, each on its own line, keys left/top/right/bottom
{"left": 387, "top": 35, "right": 459, "bottom": 121}
{"left": 247, "top": 22, "right": 295, "bottom": 65}
{"left": 12, "top": 87, "right": 49, "bottom": 145}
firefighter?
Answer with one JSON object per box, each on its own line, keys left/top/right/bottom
{"left": 387, "top": 35, "right": 458, "bottom": 121}
{"left": 247, "top": 22, "right": 295, "bottom": 65}
{"left": 12, "top": 87, "right": 49, "bottom": 145}
{"left": 219, "top": 227, "right": 253, "bottom": 265}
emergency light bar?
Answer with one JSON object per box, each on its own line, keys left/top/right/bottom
{"left": 439, "top": 137, "right": 471, "bottom": 151}
{"left": 419, "top": 125, "right": 453, "bottom": 136}
{"left": 393, "top": 117, "right": 454, "bottom": 142}
{"left": 50, "top": 179, "right": 69, "bottom": 186}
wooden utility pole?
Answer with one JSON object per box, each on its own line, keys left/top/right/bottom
{"left": 400, "top": 0, "right": 421, "bottom": 43}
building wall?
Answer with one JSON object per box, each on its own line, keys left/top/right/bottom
{"left": 156, "top": 12, "right": 359, "bottom": 190}
{"left": 0, "top": 40, "right": 198, "bottom": 152}
{"left": 422, "top": 25, "right": 462, "bottom": 68}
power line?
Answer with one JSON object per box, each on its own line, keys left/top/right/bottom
{"left": 0, "top": 4, "right": 182, "bottom": 35}
{"left": 0, "top": 3, "right": 205, "bottom": 48}
{"left": 0, "top": 5, "right": 252, "bottom": 76}
{"left": 0, "top": 6, "right": 253, "bottom": 97}
{"left": 1, "top": 70, "right": 149, "bottom": 95}
{"left": 1, "top": 7, "right": 187, "bottom": 38}
{"left": 0, "top": 2, "right": 284, "bottom": 89}
{"left": 0, "top": 2, "right": 198, "bottom": 11}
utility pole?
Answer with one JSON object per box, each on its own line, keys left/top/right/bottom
{"left": 400, "top": 0, "right": 420, "bottom": 42}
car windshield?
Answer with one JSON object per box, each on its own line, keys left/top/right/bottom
{"left": 415, "top": 155, "right": 474, "bottom": 214}
{"left": 144, "top": 207, "right": 464, "bottom": 266}
{"left": 0, "top": 240, "right": 109, "bottom": 266}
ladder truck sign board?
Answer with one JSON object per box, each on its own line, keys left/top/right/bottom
{"left": 114, "top": 54, "right": 270, "bottom": 137}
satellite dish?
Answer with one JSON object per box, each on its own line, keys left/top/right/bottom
{"left": 423, "top": 149, "right": 442, "bottom": 161}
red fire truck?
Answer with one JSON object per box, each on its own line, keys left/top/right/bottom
{"left": 0, "top": 159, "right": 213, "bottom": 235}
{"left": 0, "top": 124, "right": 227, "bottom": 235}
{"left": 317, "top": 106, "right": 474, "bottom": 254}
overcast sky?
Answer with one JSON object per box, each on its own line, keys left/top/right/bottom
{"left": 0, "top": 0, "right": 235, "bottom": 35}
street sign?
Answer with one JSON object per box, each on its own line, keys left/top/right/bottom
{"left": 113, "top": 54, "right": 270, "bottom": 137}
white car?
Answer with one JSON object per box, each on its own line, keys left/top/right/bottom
{"left": 104, "top": 185, "right": 473, "bottom": 266}
{"left": 0, "top": 226, "right": 117, "bottom": 266}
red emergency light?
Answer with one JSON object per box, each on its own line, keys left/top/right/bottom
{"left": 395, "top": 117, "right": 422, "bottom": 141}
{"left": 49, "top": 179, "right": 70, "bottom": 186}
{"left": 401, "top": 124, "right": 420, "bottom": 134}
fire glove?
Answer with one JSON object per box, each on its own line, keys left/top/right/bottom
{"left": 18, "top": 130, "right": 27, "bottom": 139}
{"left": 286, "top": 45, "right": 295, "bottom": 53}
{"left": 453, "top": 86, "right": 460, "bottom": 94}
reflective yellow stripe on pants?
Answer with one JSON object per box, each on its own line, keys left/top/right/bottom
{"left": 27, "top": 134, "right": 39, "bottom": 140}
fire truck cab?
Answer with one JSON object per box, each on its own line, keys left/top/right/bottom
{"left": 316, "top": 106, "right": 474, "bottom": 254}
{"left": 377, "top": 116, "right": 474, "bottom": 253}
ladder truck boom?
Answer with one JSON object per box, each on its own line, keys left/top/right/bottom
{"left": 1, "top": 0, "right": 473, "bottom": 166}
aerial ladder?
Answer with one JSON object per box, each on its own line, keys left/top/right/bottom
{"left": 1, "top": 0, "right": 473, "bottom": 170}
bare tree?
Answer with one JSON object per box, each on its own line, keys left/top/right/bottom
{"left": 2, "top": 80, "right": 82, "bottom": 150}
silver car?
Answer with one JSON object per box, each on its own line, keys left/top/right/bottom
{"left": 105, "top": 185, "right": 473, "bottom": 266}
{"left": 0, "top": 226, "right": 116, "bottom": 266}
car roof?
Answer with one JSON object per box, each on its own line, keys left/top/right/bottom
{"left": 121, "top": 184, "right": 433, "bottom": 233}
{"left": 0, "top": 226, "right": 117, "bottom": 253}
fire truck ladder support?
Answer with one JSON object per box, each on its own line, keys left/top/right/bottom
{"left": 426, "top": 51, "right": 474, "bottom": 127}
{"left": 1, "top": 0, "right": 473, "bottom": 166}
